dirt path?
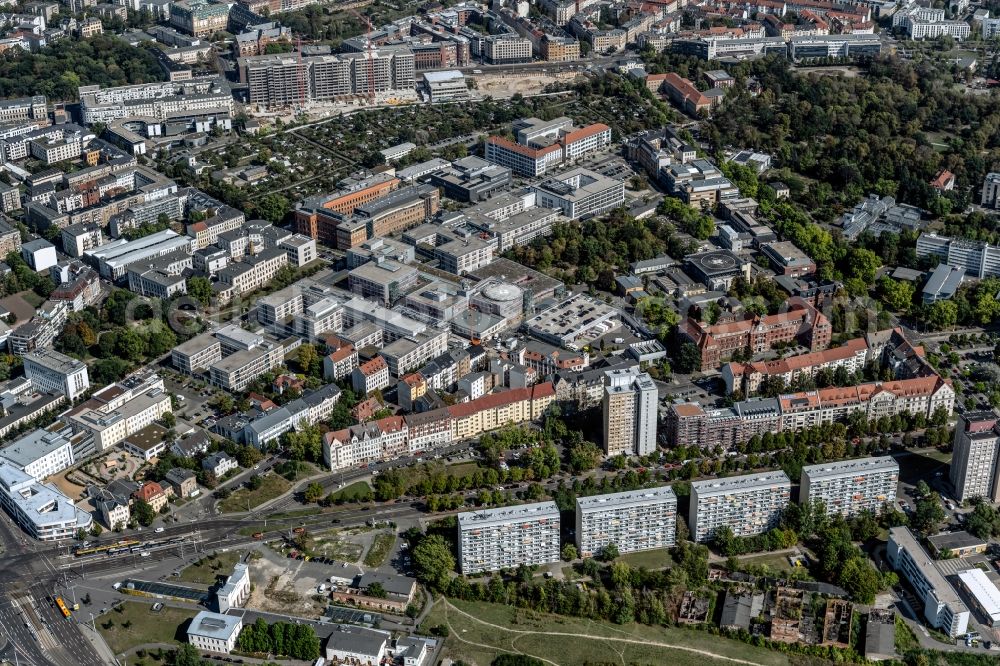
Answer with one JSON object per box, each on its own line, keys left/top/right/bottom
{"left": 438, "top": 598, "right": 767, "bottom": 666}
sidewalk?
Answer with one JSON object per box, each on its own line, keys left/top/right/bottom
{"left": 78, "top": 620, "right": 119, "bottom": 666}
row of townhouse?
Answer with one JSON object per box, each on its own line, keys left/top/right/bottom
{"left": 323, "top": 383, "right": 555, "bottom": 470}
{"left": 666, "top": 375, "right": 954, "bottom": 448}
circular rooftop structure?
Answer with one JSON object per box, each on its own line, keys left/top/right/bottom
{"left": 483, "top": 282, "right": 522, "bottom": 303}
{"left": 687, "top": 249, "right": 742, "bottom": 276}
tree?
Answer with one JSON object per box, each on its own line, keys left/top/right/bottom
{"left": 925, "top": 300, "right": 958, "bottom": 331}
{"left": 566, "top": 441, "right": 602, "bottom": 473}
{"left": 412, "top": 534, "right": 455, "bottom": 590}
{"left": 912, "top": 491, "right": 945, "bottom": 534}
{"left": 877, "top": 277, "right": 915, "bottom": 312}
{"left": 964, "top": 503, "right": 1000, "bottom": 539}
{"left": 133, "top": 499, "right": 156, "bottom": 527}
{"left": 561, "top": 543, "right": 578, "bottom": 561}
{"left": 673, "top": 342, "right": 703, "bottom": 374}
{"left": 366, "top": 582, "right": 387, "bottom": 598}
{"left": 847, "top": 248, "right": 881, "bottom": 284}
{"left": 173, "top": 644, "right": 201, "bottom": 666}
{"left": 598, "top": 542, "right": 620, "bottom": 562}
{"left": 187, "top": 276, "right": 212, "bottom": 305}
{"left": 304, "top": 482, "right": 324, "bottom": 503}
{"left": 160, "top": 412, "right": 176, "bottom": 429}
{"left": 839, "top": 557, "right": 882, "bottom": 604}
{"left": 297, "top": 343, "right": 319, "bottom": 376}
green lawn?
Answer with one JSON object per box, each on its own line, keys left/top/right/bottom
{"left": 327, "top": 480, "right": 372, "bottom": 503}
{"left": 421, "top": 598, "right": 790, "bottom": 666}
{"left": 616, "top": 548, "right": 673, "bottom": 570}
{"left": 97, "top": 601, "right": 196, "bottom": 654}
{"left": 738, "top": 552, "right": 798, "bottom": 574}
{"left": 176, "top": 551, "right": 244, "bottom": 585}
{"left": 218, "top": 474, "right": 291, "bottom": 513}
{"left": 18, "top": 290, "right": 45, "bottom": 308}
{"left": 363, "top": 531, "right": 395, "bottom": 567}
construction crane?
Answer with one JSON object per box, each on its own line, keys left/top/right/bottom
{"left": 347, "top": 7, "right": 377, "bottom": 104}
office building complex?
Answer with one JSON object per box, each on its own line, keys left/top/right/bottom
{"left": 800, "top": 457, "right": 899, "bottom": 518}
{"left": 887, "top": 526, "right": 969, "bottom": 637}
{"left": 23, "top": 349, "right": 90, "bottom": 401}
{"left": 950, "top": 411, "right": 1000, "bottom": 503}
{"left": 602, "top": 367, "right": 657, "bottom": 457}
{"left": 916, "top": 232, "right": 1000, "bottom": 279}
{"left": 0, "top": 428, "right": 75, "bottom": 481}
{"left": 531, "top": 168, "right": 625, "bottom": 220}
{"left": 0, "top": 462, "right": 92, "bottom": 541}
{"left": 689, "top": 471, "right": 791, "bottom": 542}
{"left": 575, "top": 487, "right": 677, "bottom": 558}
{"left": 457, "top": 502, "right": 560, "bottom": 574}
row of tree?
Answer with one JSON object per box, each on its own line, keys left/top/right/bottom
{"left": 236, "top": 618, "right": 320, "bottom": 660}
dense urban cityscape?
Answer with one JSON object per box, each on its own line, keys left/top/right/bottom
{"left": 1, "top": 0, "right": 1000, "bottom": 665}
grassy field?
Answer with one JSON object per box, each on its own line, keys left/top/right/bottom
{"left": 617, "top": 548, "right": 673, "bottom": 570}
{"left": 421, "top": 598, "right": 790, "bottom": 666}
{"left": 363, "top": 531, "right": 395, "bottom": 567}
{"left": 97, "top": 601, "right": 196, "bottom": 654}
{"left": 176, "top": 551, "right": 244, "bottom": 585}
{"left": 327, "top": 480, "right": 372, "bottom": 502}
{"left": 738, "top": 552, "right": 797, "bottom": 574}
{"left": 218, "top": 474, "right": 291, "bottom": 513}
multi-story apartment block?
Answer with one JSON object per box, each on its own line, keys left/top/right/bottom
{"left": 575, "top": 487, "right": 677, "bottom": 558}
{"left": 238, "top": 47, "right": 415, "bottom": 107}
{"left": 352, "top": 356, "right": 390, "bottom": 396}
{"left": 323, "top": 415, "right": 408, "bottom": 470}
{"left": 917, "top": 232, "right": 1000, "bottom": 279}
{"left": 0, "top": 183, "right": 21, "bottom": 214}
{"left": 800, "top": 457, "right": 899, "bottom": 518}
{"left": 723, "top": 336, "right": 870, "bottom": 396}
{"left": 950, "top": 411, "right": 1000, "bottom": 503}
{"left": 61, "top": 223, "right": 104, "bottom": 258}
{"left": 982, "top": 173, "right": 1000, "bottom": 209}
{"left": 689, "top": 471, "right": 791, "bottom": 542}
{"left": 665, "top": 398, "right": 781, "bottom": 450}
{"left": 79, "top": 78, "right": 233, "bottom": 124}
{"left": 170, "top": 0, "right": 230, "bottom": 36}
{"left": 482, "top": 34, "right": 532, "bottom": 64}
{"left": 679, "top": 301, "right": 832, "bottom": 371}
{"left": 887, "top": 526, "right": 970, "bottom": 637}
{"left": 23, "top": 349, "right": 90, "bottom": 401}
{"left": 777, "top": 375, "right": 954, "bottom": 432}
{"left": 602, "top": 367, "right": 657, "bottom": 457}
{"left": 458, "top": 502, "right": 560, "bottom": 574}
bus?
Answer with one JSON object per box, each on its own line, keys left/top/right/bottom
{"left": 55, "top": 597, "right": 71, "bottom": 618}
